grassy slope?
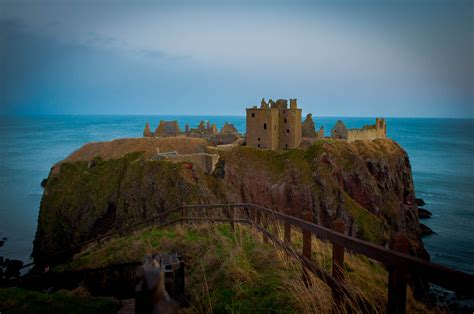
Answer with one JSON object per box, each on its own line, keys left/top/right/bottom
{"left": 0, "top": 287, "right": 120, "bottom": 314}
{"left": 55, "top": 223, "right": 433, "bottom": 313}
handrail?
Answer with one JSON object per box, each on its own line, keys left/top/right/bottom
{"left": 247, "top": 203, "right": 474, "bottom": 295}
{"left": 27, "top": 202, "right": 474, "bottom": 310}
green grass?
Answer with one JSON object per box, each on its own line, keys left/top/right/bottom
{"left": 52, "top": 223, "right": 435, "bottom": 313}
{"left": 0, "top": 287, "right": 120, "bottom": 314}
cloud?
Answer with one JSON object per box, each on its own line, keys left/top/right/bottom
{"left": 0, "top": 2, "right": 472, "bottom": 117}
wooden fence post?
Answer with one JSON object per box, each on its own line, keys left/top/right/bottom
{"left": 332, "top": 219, "right": 345, "bottom": 306}
{"left": 387, "top": 233, "right": 409, "bottom": 314}
{"left": 284, "top": 221, "right": 291, "bottom": 245}
{"left": 302, "top": 212, "right": 312, "bottom": 286}
{"left": 229, "top": 205, "right": 235, "bottom": 230}
{"left": 262, "top": 213, "right": 269, "bottom": 243}
{"left": 302, "top": 212, "right": 312, "bottom": 259}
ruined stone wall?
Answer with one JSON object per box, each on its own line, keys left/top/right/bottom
{"left": 347, "top": 127, "right": 379, "bottom": 142}
{"left": 332, "top": 118, "right": 387, "bottom": 142}
{"left": 164, "top": 153, "right": 219, "bottom": 173}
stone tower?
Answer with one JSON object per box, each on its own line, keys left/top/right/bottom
{"left": 246, "top": 98, "right": 302, "bottom": 150}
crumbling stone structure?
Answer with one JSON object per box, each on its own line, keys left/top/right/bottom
{"left": 302, "top": 113, "right": 325, "bottom": 138}
{"left": 246, "top": 98, "right": 302, "bottom": 150}
{"left": 153, "top": 121, "right": 181, "bottom": 137}
{"left": 143, "top": 122, "right": 153, "bottom": 137}
{"left": 186, "top": 120, "right": 218, "bottom": 137}
{"left": 153, "top": 149, "right": 219, "bottom": 174}
{"left": 144, "top": 120, "right": 241, "bottom": 146}
{"left": 220, "top": 122, "right": 238, "bottom": 135}
{"left": 331, "top": 118, "right": 386, "bottom": 142}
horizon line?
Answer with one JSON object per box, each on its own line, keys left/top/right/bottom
{"left": 1, "top": 113, "right": 473, "bottom": 120}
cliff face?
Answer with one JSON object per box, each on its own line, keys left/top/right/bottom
{"left": 33, "top": 138, "right": 427, "bottom": 259}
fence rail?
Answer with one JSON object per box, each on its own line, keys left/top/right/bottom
{"left": 28, "top": 203, "right": 474, "bottom": 313}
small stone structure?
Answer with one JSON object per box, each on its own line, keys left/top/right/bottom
{"left": 152, "top": 121, "right": 181, "bottom": 137}
{"left": 143, "top": 122, "right": 153, "bottom": 137}
{"left": 220, "top": 122, "right": 238, "bottom": 135}
{"left": 302, "top": 113, "right": 324, "bottom": 139}
{"left": 186, "top": 120, "right": 218, "bottom": 137}
{"left": 153, "top": 148, "right": 219, "bottom": 174}
{"left": 331, "top": 118, "right": 386, "bottom": 142}
{"left": 246, "top": 98, "right": 302, "bottom": 150}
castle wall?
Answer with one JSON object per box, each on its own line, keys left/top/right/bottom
{"left": 331, "top": 118, "right": 387, "bottom": 142}
{"left": 278, "top": 108, "right": 302, "bottom": 149}
{"left": 162, "top": 153, "right": 219, "bottom": 173}
{"left": 246, "top": 108, "right": 279, "bottom": 149}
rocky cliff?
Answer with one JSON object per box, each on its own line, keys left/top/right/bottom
{"left": 33, "top": 138, "right": 427, "bottom": 259}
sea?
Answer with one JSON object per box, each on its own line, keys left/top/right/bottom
{"left": 0, "top": 116, "right": 473, "bottom": 274}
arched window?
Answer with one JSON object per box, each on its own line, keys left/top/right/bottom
{"left": 284, "top": 118, "right": 287, "bottom": 123}
{"left": 287, "top": 129, "right": 290, "bottom": 134}
{"left": 264, "top": 123, "right": 267, "bottom": 130}
{"left": 252, "top": 113, "right": 255, "bottom": 118}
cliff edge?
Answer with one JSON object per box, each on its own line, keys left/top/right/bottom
{"left": 33, "top": 138, "right": 427, "bottom": 259}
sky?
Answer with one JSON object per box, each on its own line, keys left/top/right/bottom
{"left": 0, "top": 0, "right": 473, "bottom": 117}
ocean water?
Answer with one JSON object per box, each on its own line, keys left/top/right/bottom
{"left": 0, "top": 116, "right": 472, "bottom": 274}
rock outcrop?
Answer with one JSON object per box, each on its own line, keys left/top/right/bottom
{"left": 33, "top": 138, "right": 427, "bottom": 261}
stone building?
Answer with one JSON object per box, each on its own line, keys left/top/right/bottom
{"left": 331, "top": 118, "right": 386, "bottom": 142}
{"left": 246, "top": 98, "right": 302, "bottom": 150}
{"left": 220, "top": 122, "right": 238, "bottom": 135}
{"left": 154, "top": 121, "right": 181, "bottom": 137}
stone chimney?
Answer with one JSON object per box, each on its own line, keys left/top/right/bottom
{"left": 143, "top": 122, "right": 153, "bottom": 137}
{"left": 290, "top": 98, "right": 297, "bottom": 109}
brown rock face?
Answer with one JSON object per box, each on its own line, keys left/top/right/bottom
{"left": 34, "top": 138, "right": 427, "bottom": 260}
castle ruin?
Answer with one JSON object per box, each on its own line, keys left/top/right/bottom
{"left": 246, "top": 98, "right": 302, "bottom": 149}
{"left": 143, "top": 120, "right": 242, "bottom": 145}
{"left": 302, "top": 113, "right": 324, "bottom": 139}
{"left": 154, "top": 121, "right": 181, "bottom": 137}
{"left": 331, "top": 118, "right": 387, "bottom": 142}
{"left": 143, "top": 99, "right": 388, "bottom": 152}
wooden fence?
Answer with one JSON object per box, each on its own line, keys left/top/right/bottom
{"left": 28, "top": 203, "right": 474, "bottom": 313}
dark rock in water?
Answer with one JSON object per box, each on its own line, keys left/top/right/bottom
{"left": 2, "top": 258, "right": 23, "bottom": 280}
{"left": 418, "top": 208, "right": 432, "bottom": 219}
{"left": 416, "top": 198, "right": 426, "bottom": 206}
{"left": 0, "top": 240, "right": 4, "bottom": 247}
{"left": 41, "top": 178, "right": 48, "bottom": 188}
{"left": 420, "top": 223, "right": 435, "bottom": 236}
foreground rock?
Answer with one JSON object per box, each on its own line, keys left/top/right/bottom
{"left": 33, "top": 138, "right": 428, "bottom": 260}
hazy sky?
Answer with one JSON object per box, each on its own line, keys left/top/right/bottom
{"left": 1, "top": 0, "right": 473, "bottom": 117}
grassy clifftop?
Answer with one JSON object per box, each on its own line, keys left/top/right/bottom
{"left": 34, "top": 138, "right": 425, "bottom": 259}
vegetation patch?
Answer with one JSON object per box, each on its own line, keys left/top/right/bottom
{"left": 0, "top": 287, "right": 119, "bottom": 314}
{"left": 54, "top": 223, "right": 431, "bottom": 313}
